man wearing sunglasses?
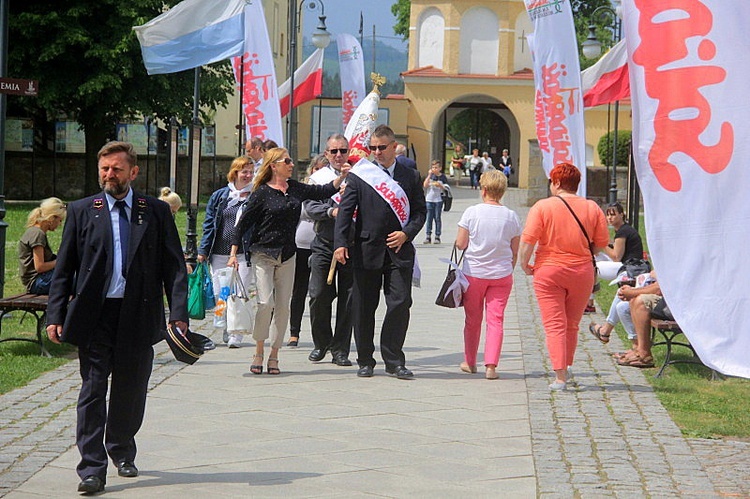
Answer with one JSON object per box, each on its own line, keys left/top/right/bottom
{"left": 304, "top": 134, "right": 355, "bottom": 366}
{"left": 333, "top": 125, "right": 426, "bottom": 379}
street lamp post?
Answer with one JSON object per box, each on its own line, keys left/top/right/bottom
{"left": 288, "top": 0, "right": 331, "bottom": 161}
{"left": 583, "top": 4, "right": 622, "bottom": 204}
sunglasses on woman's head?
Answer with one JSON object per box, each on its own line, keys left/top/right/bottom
{"left": 368, "top": 144, "right": 390, "bottom": 152}
{"left": 275, "top": 158, "right": 293, "bottom": 165}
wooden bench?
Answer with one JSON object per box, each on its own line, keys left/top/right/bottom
{"left": 0, "top": 293, "right": 50, "bottom": 356}
{"left": 650, "top": 319, "right": 719, "bottom": 379}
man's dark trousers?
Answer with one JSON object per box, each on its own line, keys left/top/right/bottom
{"left": 308, "top": 236, "right": 353, "bottom": 356}
{"left": 352, "top": 253, "right": 411, "bottom": 370}
{"left": 75, "top": 300, "right": 153, "bottom": 480}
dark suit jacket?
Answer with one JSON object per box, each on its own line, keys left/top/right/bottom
{"left": 47, "top": 190, "right": 188, "bottom": 350}
{"left": 334, "top": 163, "right": 426, "bottom": 270}
{"left": 396, "top": 155, "right": 417, "bottom": 170}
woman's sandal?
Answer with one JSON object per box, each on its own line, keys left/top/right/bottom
{"left": 617, "top": 352, "right": 655, "bottom": 368}
{"left": 460, "top": 362, "right": 477, "bottom": 374}
{"left": 250, "top": 355, "right": 263, "bottom": 375}
{"left": 267, "top": 357, "right": 281, "bottom": 375}
{"left": 589, "top": 323, "right": 611, "bottom": 344}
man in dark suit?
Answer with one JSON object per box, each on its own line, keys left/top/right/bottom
{"left": 305, "top": 134, "right": 355, "bottom": 366}
{"left": 395, "top": 142, "right": 418, "bottom": 170}
{"left": 333, "top": 125, "right": 426, "bottom": 379}
{"left": 46, "top": 141, "right": 188, "bottom": 494}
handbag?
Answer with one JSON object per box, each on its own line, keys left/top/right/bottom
{"left": 200, "top": 261, "right": 216, "bottom": 310}
{"left": 556, "top": 196, "right": 600, "bottom": 293}
{"left": 441, "top": 184, "right": 453, "bottom": 212}
{"left": 187, "top": 263, "right": 206, "bottom": 320}
{"left": 435, "top": 245, "right": 466, "bottom": 308}
{"left": 226, "top": 269, "right": 255, "bottom": 334}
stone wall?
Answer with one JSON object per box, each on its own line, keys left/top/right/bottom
{"left": 4, "top": 152, "right": 235, "bottom": 201}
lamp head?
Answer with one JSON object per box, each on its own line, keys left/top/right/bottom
{"left": 312, "top": 15, "right": 331, "bottom": 49}
{"left": 582, "top": 25, "right": 602, "bottom": 59}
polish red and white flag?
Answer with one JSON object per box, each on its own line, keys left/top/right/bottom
{"left": 278, "top": 48, "right": 324, "bottom": 117}
{"left": 581, "top": 39, "right": 630, "bottom": 108}
{"left": 344, "top": 86, "right": 380, "bottom": 161}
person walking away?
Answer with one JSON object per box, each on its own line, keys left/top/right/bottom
{"left": 518, "top": 162, "right": 608, "bottom": 391}
{"left": 333, "top": 125, "right": 427, "bottom": 379}
{"left": 46, "top": 141, "right": 188, "bottom": 494}
{"left": 423, "top": 160, "right": 448, "bottom": 244}
{"left": 456, "top": 171, "right": 522, "bottom": 380}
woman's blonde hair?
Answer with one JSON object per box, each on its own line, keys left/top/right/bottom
{"left": 227, "top": 155, "right": 253, "bottom": 184}
{"left": 159, "top": 187, "right": 182, "bottom": 213}
{"left": 26, "top": 197, "right": 66, "bottom": 228}
{"left": 479, "top": 170, "right": 507, "bottom": 201}
{"left": 253, "top": 147, "right": 288, "bottom": 191}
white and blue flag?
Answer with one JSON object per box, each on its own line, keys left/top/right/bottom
{"left": 133, "top": 0, "right": 246, "bottom": 75}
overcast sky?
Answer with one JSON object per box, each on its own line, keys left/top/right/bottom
{"left": 300, "top": 0, "right": 408, "bottom": 51}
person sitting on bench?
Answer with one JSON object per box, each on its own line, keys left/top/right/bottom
{"left": 19, "top": 197, "right": 66, "bottom": 295}
{"left": 615, "top": 270, "right": 674, "bottom": 368}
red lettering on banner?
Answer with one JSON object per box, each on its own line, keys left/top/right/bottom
{"left": 342, "top": 90, "right": 358, "bottom": 127}
{"left": 632, "top": 0, "right": 733, "bottom": 192}
{"left": 234, "top": 52, "right": 276, "bottom": 139}
{"left": 374, "top": 182, "right": 408, "bottom": 223}
{"left": 538, "top": 63, "right": 577, "bottom": 165}
{"left": 535, "top": 90, "right": 550, "bottom": 153}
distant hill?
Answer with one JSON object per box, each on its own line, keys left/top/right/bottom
{"left": 303, "top": 38, "right": 408, "bottom": 96}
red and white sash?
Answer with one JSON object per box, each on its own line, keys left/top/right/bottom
{"left": 308, "top": 165, "right": 342, "bottom": 204}
{"left": 350, "top": 159, "right": 410, "bottom": 228}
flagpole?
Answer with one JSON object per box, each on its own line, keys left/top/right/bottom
{"left": 288, "top": 0, "right": 330, "bottom": 162}
{"left": 185, "top": 67, "right": 201, "bottom": 265}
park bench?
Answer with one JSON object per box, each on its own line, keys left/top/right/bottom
{"left": 0, "top": 293, "right": 50, "bottom": 356}
{"left": 650, "top": 319, "right": 718, "bottom": 379}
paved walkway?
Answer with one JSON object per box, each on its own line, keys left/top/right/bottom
{"left": 1, "top": 186, "right": 748, "bottom": 498}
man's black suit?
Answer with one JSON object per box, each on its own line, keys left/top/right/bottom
{"left": 333, "top": 163, "right": 426, "bottom": 370}
{"left": 47, "top": 190, "right": 188, "bottom": 480}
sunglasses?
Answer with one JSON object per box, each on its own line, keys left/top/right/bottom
{"left": 327, "top": 148, "right": 348, "bottom": 155}
{"left": 275, "top": 158, "right": 293, "bottom": 165}
{"left": 368, "top": 144, "right": 391, "bottom": 152}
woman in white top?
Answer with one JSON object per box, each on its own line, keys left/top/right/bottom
{"left": 455, "top": 170, "right": 522, "bottom": 379}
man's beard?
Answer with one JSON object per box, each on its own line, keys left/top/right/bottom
{"left": 100, "top": 178, "right": 130, "bottom": 197}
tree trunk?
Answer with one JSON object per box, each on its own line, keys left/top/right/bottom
{"left": 83, "top": 126, "right": 109, "bottom": 196}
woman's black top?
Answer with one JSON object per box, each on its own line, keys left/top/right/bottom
{"left": 234, "top": 179, "right": 337, "bottom": 262}
{"left": 615, "top": 223, "right": 644, "bottom": 262}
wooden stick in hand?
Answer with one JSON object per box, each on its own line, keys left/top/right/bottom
{"left": 326, "top": 258, "right": 337, "bottom": 285}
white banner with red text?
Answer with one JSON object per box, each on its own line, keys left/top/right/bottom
{"left": 623, "top": 0, "right": 750, "bottom": 378}
{"left": 232, "top": 1, "right": 284, "bottom": 146}
{"left": 524, "top": 0, "right": 587, "bottom": 196}
{"left": 336, "top": 34, "right": 366, "bottom": 132}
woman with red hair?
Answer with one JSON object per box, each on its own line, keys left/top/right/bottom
{"left": 518, "top": 163, "right": 608, "bottom": 391}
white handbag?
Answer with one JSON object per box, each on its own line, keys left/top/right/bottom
{"left": 226, "top": 269, "right": 256, "bottom": 334}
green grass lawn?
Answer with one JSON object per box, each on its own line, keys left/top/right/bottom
{"left": 0, "top": 202, "right": 204, "bottom": 395}
{"left": 593, "top": 217, "right": 750, "bottom": 439}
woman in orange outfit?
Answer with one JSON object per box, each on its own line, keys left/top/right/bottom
{"left": 518, "top": 163, "right": 608, "bottom": 391}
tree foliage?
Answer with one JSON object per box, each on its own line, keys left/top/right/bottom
{"left": 597, "top": 130, "right": 631, "bottom": 167}
{"left": 8, "top": 0, "right": 235, "bottom": 194}
{"left": 391, "top": 0, "right": 411, "bottom": 40}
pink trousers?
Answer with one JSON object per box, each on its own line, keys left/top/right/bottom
{"left": 462, "top": 274, "right": 513, "bottom": 367}
{"left": 532, "top": 263, "right": 593, "bottom": 371}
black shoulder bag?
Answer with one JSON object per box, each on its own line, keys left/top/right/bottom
{"left": 556, "top": 196, "right": 600, "bottom": 293}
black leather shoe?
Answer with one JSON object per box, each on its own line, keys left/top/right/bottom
{"left": 308, "top": 347, "right": 329, "bottom": 362}
{"left": 200, "top": 338, "right": 216, "bottom": 351}
{"left": 357, "top": 365, "right": 374, "bottom": 377}
{"left": 332, "top": 353, "right": 352, "bottom": 366}
{"left": 77, "top": 475, "right": 105, "bottom": 494}
{"left": 116, "top": 461, "right": 139, "bottom": 478}
{"left": 386, "top": 365, "right": 414, "bottom": 379}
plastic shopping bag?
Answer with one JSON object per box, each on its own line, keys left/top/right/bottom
{"left": 213, "top": 267, "right": 233, "bottom": 329}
